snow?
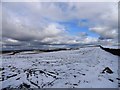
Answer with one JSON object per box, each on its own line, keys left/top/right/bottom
{"left": 102, "top": 45, "right": 119, "bottom": 49}
{"left": 1, "top": 47, "right": 119, "bottom": 89}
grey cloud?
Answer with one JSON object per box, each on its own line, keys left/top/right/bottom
{"left": 89, "top": 27, "right": 118, "bottom": 39}
{"left": 2, "top": 2, "right": 118, "bottom": 45}
{"left": 2, "top": 7, "right": 66, "bottom": 44}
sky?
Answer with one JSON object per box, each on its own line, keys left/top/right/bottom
{"left": 1, "top": 1, "right": 118, "bottom": 47}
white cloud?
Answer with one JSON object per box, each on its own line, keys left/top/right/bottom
{"left": 2, "top": 2, "right": 118, "bottom": 45}
{"left": 7, "top": 38, "right": 19, "bottom": 43}
{"left": 84, "top": 37, "right": 98, "bottom": 44}
{"left": 43, "top": 23, "right": 65, "bottom": 37}
{"left": 89, "top": 26, "right": 118, "bottom": 39}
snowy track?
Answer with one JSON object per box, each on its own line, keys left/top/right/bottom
{"left": 1, "top": 47, "right": 119, "bottom": 89}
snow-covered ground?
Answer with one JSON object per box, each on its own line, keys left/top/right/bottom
{"left": 1, "top": 47, "right": 119, "bottom": 89}
{"left": 102, "top": 45, "right": 119, "bottom": 49}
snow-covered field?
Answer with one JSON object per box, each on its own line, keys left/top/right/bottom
{"left": 102, "top": 45, "right": 119, "bottom": 49}
{"left": 1, "top": 47, "right": 119, "bottom": 89}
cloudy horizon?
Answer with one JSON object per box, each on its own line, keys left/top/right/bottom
{"left": 2, "top": 2, "right": 118, "bottom": 48}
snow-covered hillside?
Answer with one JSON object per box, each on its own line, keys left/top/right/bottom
{"left": 102, "top": 45, "right": 119, "bottom": 49}
{"left": 1, "top": 47, "right": 119, "bottom": 89}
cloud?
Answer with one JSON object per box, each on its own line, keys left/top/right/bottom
{"left": 89, "top": 26, "right": 118, "bottom": 39}
{"left": 88, "top": 2, "right": 118, "bottom": 41}
{"left": 2, "top": 2, "right": 118, "bottom": 46}
{"left": 2, "top": 11, "right": 67, "bottom": 45}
